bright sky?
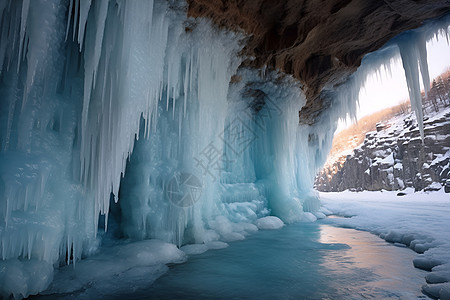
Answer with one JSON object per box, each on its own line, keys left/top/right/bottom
{"left": 337, "top": 33, "right": 450, "bottom": 132}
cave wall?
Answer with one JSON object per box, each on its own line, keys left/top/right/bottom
{"left": 188, "top": 0, "right": 450, "bottom": 123}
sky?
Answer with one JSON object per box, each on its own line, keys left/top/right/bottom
{"left": 337, "top": 32, "right": 450, "bottom": 132}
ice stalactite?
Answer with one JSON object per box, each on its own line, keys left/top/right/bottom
{"left": 396, "top": 17, "right": 450, "bottom": 141}
{"left": 330, "top": 15, "right": 450, "bottom": 144}
{"left": 397, "top": 32, "right": 429, "bottom": 141}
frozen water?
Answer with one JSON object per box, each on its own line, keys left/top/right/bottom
{"left": 0, "top": 259, "right": 53, "bottom": 299}
{"left": 255, "top": 216, "right": 284, "bottom": 230}
{"left": 140, "top": 223, "right": 428, "bottom": 299}
{"left": 180, "top": 244, "right": 209, "bottom": 255}
{"left": 38, "top": 239, "right": 186, "bottom": 299}
{"left": 320, "top": 189, "right": 450, "bottom": 299}
{"left": 0, "top": 0, "right": 448, "bottom": 297}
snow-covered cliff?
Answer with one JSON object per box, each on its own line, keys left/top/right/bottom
{"left": 316, "top": 103, "right": 450, "bottom": 192}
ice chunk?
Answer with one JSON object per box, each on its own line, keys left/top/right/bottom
{"left": 302, "top": 212, "right": 318, "bottom": 222}
{"left": 255, "top": 216, "right": 284, "bottom": 230}
{"left": 43, "top": 239, "right": 186, "bottom": 297}
{"left": 0, "top": 259, "right": 53, "bottom": 299}
{"left": 314, "top": 212, "right": 326, "bottom": 219}
{"left": 206, "top": 241, "right": 229, "bottom": 250}
{"left": 422, "top": 282, "right": 450, "bottom": 299}
{"left": 180, "top": 244, "right": 209, "bottom": 255}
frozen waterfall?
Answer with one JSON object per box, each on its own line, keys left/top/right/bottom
{"left": 0, "top": 0, "right": 448, "bottom": 298}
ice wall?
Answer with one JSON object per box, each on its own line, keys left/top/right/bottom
{"left": 118, "top": 67, "right": 326, "bottom": 249}
{"left": 0, "top": 0, "right": 325, "bottom": 297}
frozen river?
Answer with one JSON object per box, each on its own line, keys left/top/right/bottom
{"left": 36, "top": 189, "right": 450, "bottom": 299}
{"left": 116, "top": 221, "right": 428, "bottom": 299}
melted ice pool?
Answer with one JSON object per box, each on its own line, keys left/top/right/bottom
{"left": 110, "top": 222, "right": 429, "bottom": 299}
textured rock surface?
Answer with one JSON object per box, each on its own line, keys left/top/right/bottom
{"left": 315, "top": 107, "right": 450, "bottom": 192}
{"left": 188, "top": 0, "right": 450, "bottom": 123}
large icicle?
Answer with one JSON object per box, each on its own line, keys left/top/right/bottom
{"left": 397, "top": 32, "right": 428, "bottom": 141}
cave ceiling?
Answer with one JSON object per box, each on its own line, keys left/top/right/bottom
{"left": 187, "top": 0, "right": 450, "bottom": 124}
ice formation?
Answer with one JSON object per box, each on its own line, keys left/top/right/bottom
{"left": 332, "top": 14, "right": 450, "bottom": 142}
{"left": 0, "top": 0, "right": 448, "bottom": 298}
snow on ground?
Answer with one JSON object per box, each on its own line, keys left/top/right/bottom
{"left": 319, "top": 189, "right": 450, "bottom": 299}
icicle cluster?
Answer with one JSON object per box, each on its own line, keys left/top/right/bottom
{"left": 331, "top": 15, "right": 450, "bottom": 141}
{"left": 0, "top": 0, "right": 244, "bottom": 297}
{"left": 0, "top": 1, "right": 323, "bottom": 297}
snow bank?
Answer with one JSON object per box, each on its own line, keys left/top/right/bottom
{"left": 320, "top": 190, "right": 450, "bottom": 299}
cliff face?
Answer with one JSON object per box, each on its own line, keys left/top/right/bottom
{"left": 188, "top": 0, "right": 450, "bottom": 123}
{"left": 315, "top": 105, "right": 450, "bottom": 192}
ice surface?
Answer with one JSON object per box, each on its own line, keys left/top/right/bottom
{"left": 320, "top": 189, "right": 450, "bottom": 298}
{"left": 40, "top": 239, "right": 186, "bottom": 298}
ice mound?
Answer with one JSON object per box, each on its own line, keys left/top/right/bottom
{"left": 422, "top": 282, "right": 450, "bottom": 300}
{"left": 255, "top": 216, "right": 284, "bottom": 230}
{"left": 302, "top": 212, "right": 318, "bottom": 222}
{"left": 205, "top": 241, "right": 229, "bottom": 250}
{"left": 181, "top": 244, "right": 209, "bottom": 255}
{"left": 0, "top": 259, "right": 53, "bottom": 299}
{"left": 41, "top": 240, "right": 186, "bottom": 297}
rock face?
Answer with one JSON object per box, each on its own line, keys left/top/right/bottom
{"left": 188, "top": 0, "right": 450, "bottom": 123}
{"left": 315, "top": 107, "right": 450, "bottom": 192}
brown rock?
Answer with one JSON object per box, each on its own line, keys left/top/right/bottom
{"left": 188, "top": 0, "right": 450, "bottom": 123}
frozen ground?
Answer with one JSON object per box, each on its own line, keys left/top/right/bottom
{"left": 319, "top": 189, "right": 450, "bottom": 299}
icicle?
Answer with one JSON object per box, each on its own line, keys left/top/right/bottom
{"left": 80, "top": 0, "right": 108, "bottom": 155}
{"left": 72, "top": 0, "right": 79, "bottom": 41}
{"left": 397, "top": 34, "right": 427, "bottom": 141}
{"left": 417, "top": 33, "right": 430, "bottom": 97}
{"left": 77, "top": 0, "right": 91, "bottom": 50}
{"left": 0, "top": 1, "right": 8, "bottom": 28}
{"left": 65, "top": 0, "right": 74, "bottom": 41}
{"left": 17, "top": 0, "right": 30, "bottom": 73}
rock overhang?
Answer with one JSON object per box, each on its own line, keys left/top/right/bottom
{"left": 187, "top": 0, "right": 450, "bottom": 124}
